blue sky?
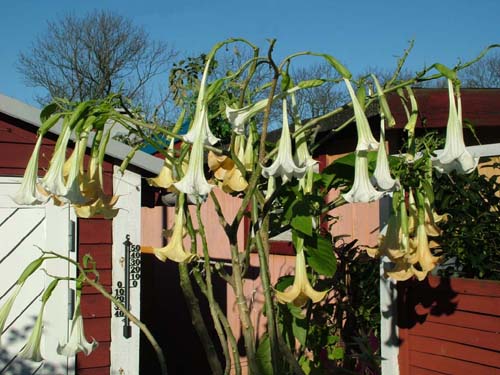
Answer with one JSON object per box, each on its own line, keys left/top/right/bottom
{"left": 1, "top": 0, "right": 498, "bottom": 106}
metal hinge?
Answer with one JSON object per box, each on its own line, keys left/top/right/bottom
{"left": 68, "top": 288, "right": 75, "bottom": 320}
{"left": 68, "top": 220, "right": 76, "bottom": 253}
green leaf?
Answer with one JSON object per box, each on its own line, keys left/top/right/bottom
{"left": 275, "top": 275, "right": 295, "bottom": 292}
{"left": 356, "top": 84, "right": 366, "bottom": 112}
{"left": 327, "top": 346, "right": 344, "bottom": 360}
{"left": 292, "top": 316, "right": 308, "bottom": 346}
{"left": 434, "top": 63, "right": 457, "bottom": 81}
{"left": 372, "top": 74, "right": 396, "bottom": 127}
{"left": 297, "top": 79, "right": 326, "bottom": 89}
{"left": 256, "top": 334, "right": 273, "bottom": 375}
{"left": 304, "top": 235, "right": 337, "bottom": 277}
{"left": 288, "top": 302, "right": 306, "bottom": 320}
{"left": 320, "top": 54, "right": 352, "bottom": 79}
{"left": 291, "top": 201, "right": 313, "bottom": 236}
{"left": 40, "top": 102, "right": 59, "bottom": 123}
{"left": 320, "top": 151, "right": 378, "bottom": 190}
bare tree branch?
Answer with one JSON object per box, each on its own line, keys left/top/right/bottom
{"left": 17, "top": 10, "right": 178, "bottom": 120}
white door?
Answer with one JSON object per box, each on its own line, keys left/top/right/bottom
{"left": 0, "top": 177, "right": 75, "bottom": 375}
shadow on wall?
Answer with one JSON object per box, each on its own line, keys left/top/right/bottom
{"left": 396, "top": 277, "right": 458, "bottom": 344}
{"left": 140, "top": 254, "right": 227, "bottom": 375}
{"left": 0, "top": 317, "right": 58, "bottom": 375}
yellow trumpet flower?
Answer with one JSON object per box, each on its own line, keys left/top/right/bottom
{"left": 154, "top": 202, "right": 195, "bottom": 263}
{"left": 275, "top": 238, "right": 327, "bottom": 306}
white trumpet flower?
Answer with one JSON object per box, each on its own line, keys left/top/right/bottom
{"left": 433, "top": 79, "right": 478, "bottom": 174}
{"left": 262, "top": 100, "right": 306, "bottom": 183}
{"left": 226, "top": 98, "right": 269, "bottom": 135}
{"left": 13, "top": 136, "right": 48, "bottom": 205}
{"left": 174, "top": 120, "right": 214, "bottom": 198}
{"left": 61, "top": 138, "right": 87, "bottom": 204}
{"left": 18, "top": 306, "right": 45, "bottom": 362}
{"left": 371, "top": 118, "right": 398, "bottom": 191}
{"left": 57, "top": 292, "right": 98, "bottom": 356}
{"left": 183, "top": 104, "right": 219, "bottom": 146}
{"left": 182, "top": 55, "right": 219, "bottom": 145}
{"left": 41, "top": 124, "right": 72, "bottom": 197}
{"left": 343, "top": 78, "right": 379, "bottom": 151}
{"left": 343, "top": 151, "right": 384, "bottom": 203}
{"left": 0, "top": 284, "right": 22, "bottom": 346}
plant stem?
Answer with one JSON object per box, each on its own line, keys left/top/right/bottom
{"left": 251, "top": 194, "right": 280, "bottom": 373}
{"left": 179, "top": 262, "right": 223, "bottom": 375}
{"left": 44, "top": 251, "right": 169, "bottom": 375}
{"left": 196, "top": 203, "right": 232, "bottom": 375}
{"left": 228, "top": 241, "right": 258, "bottom": 374}
{"left": 192, "top": 270, "right": 242, "bottom": 375}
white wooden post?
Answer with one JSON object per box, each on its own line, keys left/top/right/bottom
{"left": 379, "top": 195, "right": 400, "bottom": 375}
{"left": 110, "top": 167, "right": 142, "bottom": 375}
{"left": 44, "top": 202, "right": 76, "bottom": 375}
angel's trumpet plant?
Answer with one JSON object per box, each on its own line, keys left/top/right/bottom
{"left": 0, "top": 284, "right": 22, "bottom": 346}
{"left": 174, "top": 125, "right": 214, "bottom": 198}
{"left": 433, "top": 79, "right": 478, "bottom": 174}
{"left": 208, "top": 151, "right": 248, "bottom": 193}
{"left": 371, "top": 118, "right": 398, "bottom": 191}
{"left": 343, "top": 78, "right": 379, "bottom": 151}
{"left": 243, "top": 130, "right": 255, "bottom": 171}
{"left": 410, "top": 221, "right": 441, "bottom": 279}
{"left": 13, "top": 135, "right": 48, "bottom": 205}
{"left": 57, "top": 287, "right": 98, "bottom": 356}
{"left": 19, "top": 279, "right": 59, "bottom": 362}
{"left": 226, "top": 97, "right": 269, "bottom": 135}
{"left": 0, "top": 258, "right": 45, "bottom": 346}
{"left": 74, "top": 130, "right": 119, "bottom": 218}
{"left": 61, "top": 137, "right": 87, "bottom": 204}
{"left": 343, "top": 151, "right": 384, "bottom": 203}
{"left": 182, "top": 52, "right": 219, "bottom": 146}
{"left": 275, "top": 237, "right": 327, "bottom": 306}
{"left": 262, "top": 99, "right": 306, "bottom": 183}
{"left": 147, "top": 141, "right": 176, "bottom": 191}
{"left": 40, "top": 122, "right": 73, "bottom": 197}
{"left": 154, "top": 195, "right": 195, "bottom": 263}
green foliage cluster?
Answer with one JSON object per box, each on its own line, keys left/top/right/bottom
{"left": 434, "top": 162, "right": 500, "bottom": 280}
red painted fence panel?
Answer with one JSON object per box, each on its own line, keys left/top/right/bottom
{"left": 398, "top": 276, "right": 500, "bottom": 375}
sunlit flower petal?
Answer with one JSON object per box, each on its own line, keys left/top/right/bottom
{"left": 222, "top": 167, "right": 248, "bottom": 193}
{"left": 410, "top": 222, "right": 441, "bottom": 273}
{"left": 154, "top": 204, "right": 195, "bottom": 263}
{"left": 57, "top": 292, "right": 97, "bottom": 356}
{"left": 262, "top": 100, "right": 306, "bottom": 183}
{"left": 342, "top": 151, "right": 384, "bottom": 203}
{"left": 384, "top": 259, "right": 414, "bottom": 281}
{"left": 13, "top": 136, "right": 48, "bottom": 205}
{"left": 147, "top": 141, "right": 177, "bottom": 191}
{"left": 226, "top": 98, "right": 269, "bottom": 135}
{"left": 433, "top": 79, "right": 478, "bottom": 174}
{"left": 183, "top": 104, "right": 219, "bottom": 146}
{"left": 343, "top": 78, "right": 379, "bottom": 151}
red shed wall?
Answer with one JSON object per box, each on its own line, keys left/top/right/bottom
{"left": 397, "top": 276, "right": 500, "bottom": 375}
{"left": 0, "top": 113, "right": 112, "bottom": 374}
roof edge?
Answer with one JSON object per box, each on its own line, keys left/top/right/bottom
{"left": 0, "top": 93, "right": 163, "bottom": 174}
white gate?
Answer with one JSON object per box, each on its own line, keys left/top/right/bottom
{"left": 0, "top": 177, "right": 75, "bottom": 375}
